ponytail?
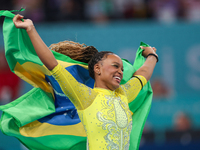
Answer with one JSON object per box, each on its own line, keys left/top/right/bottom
{"left": 49, "top": 41, "right": 98, "bottom": 63}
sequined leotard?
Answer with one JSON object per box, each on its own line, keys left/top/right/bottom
{"left": 51, "top": 64, "right": 147, "bottom": 150}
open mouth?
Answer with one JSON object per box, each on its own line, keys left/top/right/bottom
{"left": 114, "top": 76, "right": 121, "bottom": 83}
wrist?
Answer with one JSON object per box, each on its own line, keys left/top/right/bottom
{"left": 146, "top": 53, "right": 159, "bottom": 62}
{"left": 26, "top": 24, "right": 35, "bottom": 32}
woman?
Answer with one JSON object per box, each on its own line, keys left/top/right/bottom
{"left": 13, "top": 14, "right": 158, "bottom": 150}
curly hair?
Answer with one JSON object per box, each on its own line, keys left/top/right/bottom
{"left": 49, "top": 41, "right": 98, "bottom": 63}
{"left": 88, "top": 51, "right": 113, "bottom": 79}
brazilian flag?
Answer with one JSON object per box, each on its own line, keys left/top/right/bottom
{"left": 0, "top": 9, "right": 153, "bottom": 150}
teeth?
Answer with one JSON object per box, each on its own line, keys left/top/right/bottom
{"left": 114, "top": 76, "right": 121, "bottom": 80}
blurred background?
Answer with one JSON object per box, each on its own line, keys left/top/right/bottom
{"left": 0, "top": 0, "right": 200, "bottom": 149}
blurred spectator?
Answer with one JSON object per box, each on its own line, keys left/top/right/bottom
{"left": 123, "top": 0, "right": 148, "bottom": 19}
{"left": 173, "top": 111, "right": 192, "bottom": 131}
{"left": 0, "top": 51, "right": 21, "bottom": 105}
{"left": 44, "top": 0, "right": 62, "bottom": 22}
{"left": 151, "top": 78, "right": 171, "bottom": 99}
{"left": 111, "top": 0, "right": 126, "bottom": 18}
{"left": 148, "top": 0, "right": 181, "bottom": 23}
{"left": 179, "top": 0, "right": 200, "bottom": 22}
{"left": 165, "top": 111, "right": 194, "bottom": 146}
{"left": 59, "top": 0, "right": 85, "bottom": 21}
{"left": 12, "top": 0, "right": 45, "bottom": 22}
{"left": 1, "top": 0, "right": 200, "bottom": 23}
{"left": 85, "top": 0, "right": 111, "bottom": 23}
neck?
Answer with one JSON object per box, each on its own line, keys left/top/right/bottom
{"left": 95, "top": 80, "right": 115, "bottom": 91}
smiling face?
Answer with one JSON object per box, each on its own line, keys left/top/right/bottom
{"left": 94, "top": 54, "right": 123, "bottom": 91}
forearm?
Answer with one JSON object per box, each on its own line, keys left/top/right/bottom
{"left": 133, "top": 55, "right": 157, "bottom": 81}
{"left": 26, "top": 26, "right": 58, "bottom": 70}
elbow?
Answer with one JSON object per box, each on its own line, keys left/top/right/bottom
{"left": 144, "top": 75, "right": 151, "bottom": 82}
{"left": 140, "top": 71, "right": 151, "bottom": 82}
{"left": 133, "top": 69, "right": 151, "bottom": 81}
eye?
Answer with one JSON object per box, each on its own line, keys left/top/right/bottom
{"left": 113, "top": 64, "right": 119, "bottom": 68}
{"left": 121, "top": 68, "right": 124, "bottom": 72}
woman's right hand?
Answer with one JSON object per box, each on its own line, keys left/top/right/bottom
{"left": 13, "top": 14, "right": 34, "bottom": 32}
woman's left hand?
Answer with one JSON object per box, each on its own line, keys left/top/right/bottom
{"left": 140, "top": 46, "right": 157, "bottom": 58}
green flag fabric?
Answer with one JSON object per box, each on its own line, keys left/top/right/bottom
{"left": 0, "top": 10, "right": 153, "bottom": 150}
{"left": 129, "top": 42, "right": 153, "bottom": 150}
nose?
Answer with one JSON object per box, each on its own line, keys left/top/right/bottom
{"left": 118, "top": 68, "right": 123, "bottom": 76}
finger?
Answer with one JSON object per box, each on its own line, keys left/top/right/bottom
{"left": 13, "top": 14, "right": 24, "bottom": 22}
{"left": 140, "top": 46, "right": 145, "bottom": 49}
{"left": 152, "top": 47, "right": 157, "bottom": 52}
{"left": 13, "top": 14, "right": 20, "bottom": 23}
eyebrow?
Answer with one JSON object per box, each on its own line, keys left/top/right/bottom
{"left": 113, "top": 62, "right": 124, "bottom": 70}
{"left": 113, "top": 62, "right": 120, "bottom": 65}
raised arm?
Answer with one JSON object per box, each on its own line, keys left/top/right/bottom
{"left": 13, "top": 14, "right": 58, "bottom": 70}
{"left": 13, "top": 14, "right": 97, "bottom": 109}
{"left": 119, "top": 46, "right": 157, "bottom": 103}
{"left": 133, "top": 46, "right": 158, "bottom": 81}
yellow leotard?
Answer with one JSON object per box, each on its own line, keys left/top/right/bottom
{"left": 51, "top": 64, "right": 147, "bottom": 150}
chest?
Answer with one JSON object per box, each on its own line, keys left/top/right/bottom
{"left": 80, "top": 93, "right": 132, "bottom": 129}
